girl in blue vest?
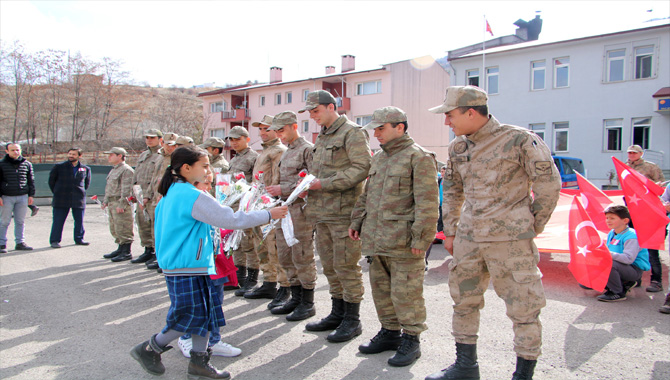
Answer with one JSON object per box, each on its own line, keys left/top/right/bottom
{"left": 130, "top": 146, "right": 287, "bottom": 379}
{"left": 598, "top": 205, "right": 650, "bottom": 302}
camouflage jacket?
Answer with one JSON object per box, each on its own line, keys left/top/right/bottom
{"left": 151, "top": 148, "right": 171, "bottom": 202}
{"left": 306, "top": 115, "right": 371, "bottom": 223}
{"left": 104, "top": 162, "right": 134, "bottom": 204}
{"left": 253, "top": 138, "right": 286, "bottom": 187}
{"left": 210, "top": 154, "right": 230, "bottom": 173}
{"left": 133, "top": 146, "right": 162, "bottom": 200}
{"left": 278, "top": 136, "right": 313, "bottom": 200}
{"left": 443, "top": 116, "right": 561, "bottom": 242}
{"left": 228, "top": 147, "right": 258, "bottom": 183}
{"left": 626, "top": 158, "right": 665, "bottom": 183}
{"left": 350, "top": 134, "right": 438, "bottom": 257}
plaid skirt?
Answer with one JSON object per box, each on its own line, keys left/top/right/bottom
{"left": 161, "top": 276, "right": 226, "bottom": 337}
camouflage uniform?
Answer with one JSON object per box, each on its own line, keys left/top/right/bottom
{"left": 626, "top": 158, "right": 664, "bottom": 183}
{"left": 133, "top": 145, "right": 162, "bottom": 247}
{"left": 228, "top": 147, "right": 259, "bottom": 269}
{"left": 150, "top": 147, "right": 171, "bottom": 206}
{"left": 210, "top": 154, "right": 230, "bottom": 173}
{"left": 306, "top": 114, "right": 372, "bottom": 303}
{"left": 275, "top": 136, "right": 316, "bottom": 288}
{"left": 104, "top": 162, "right": 135, "bottom": 244}
{"left": 252, "top": 138, "right": 288, "bottom": 286}
{"left": 442, "top": 116, "right": 561, "bottom": 360}
{"left": 350, "top": 133, "right": 438, "bottom": 335}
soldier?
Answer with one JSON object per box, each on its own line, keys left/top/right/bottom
{"left": 245, "top": 115, "right": 290, "bottom": 308}
{"left": 350, "top": 106, "right": 438, "bottom": 367}
{"left": 146, "top": 132, "right": 179, "bottom": 271}
{"left": 425, "top": 86, "right": 561, "bottom": 380}
{"left": 225, "top": 126, "right": 261, "bottom": 297}
{"left": 175, "top": 135, "right": 195, "bottom": 147}
{"left": 625, "top": 144, "right": 666, "bottom": 294}
{"left": 102, "top": 148, "right": 135, "bottom": 262}
{"left": 299, "top": 90, "right": 372, "bottom": 343}
{"left": 265, "top": 111, "right": 317, "bottom": 321}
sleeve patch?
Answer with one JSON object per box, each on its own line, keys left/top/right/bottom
{"left": 534, "top": 161, "right": 552, "bottom": 175}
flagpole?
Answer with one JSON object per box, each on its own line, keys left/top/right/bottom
{"left": 482, "top": 15, "right": 486, "bottom": 91}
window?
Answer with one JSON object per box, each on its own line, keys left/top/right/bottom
{"left": 275, "top": 93, "right": 281, "bottom": 105}
{"left": 303, "top": 89, "right": 309, "bottom": 101}
{"left": 466, "top": 69, "right": 479, "bottom": 86}
{"left": 529, "top": 123, "right": 545, "bottom": 140}
{"left": 302, "top": 120, "right": 309, "bottom": 133}
{"left": 286, "top": 92, "right": 292, "bottom": 104}
{"left": 632, "top": 117, "right": 651, "bottom": 149}
{"left": 606, "top": 49, "right": 625, "bottom": 82}
{"left": 259, "top": 95, "right": 265, "bottom": 107}
{"left": 210, "top": 102, "right": 224, "bottom": 113}
{"left": 553, "top": 122, "right": 569, "bottom": 152}
{"left": 210, "top": 128, "right": 225, "bottom": 139}
{"left": 486, "top": 67, "right": 499, "bottom": 94}
{"left": 531, "top": 61, "right": 545, "bottom": 90}
{"left": 554, "top": 58, "right": 570, "bottom": 88}
{"left": 356, "top": 80, "right": 382, "bottom": 95}
{"left": 604, "top": 119, "right": 622, "bottom": 151}
{"left": 635, "top": 46, "right": 653, "bottom": 79}
{"left": 355, "top": 115, "right": 373, "bottom": 126}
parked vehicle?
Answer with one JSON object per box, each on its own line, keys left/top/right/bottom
{"left": 552, "top": 156, "right": 584, "bottom": 188}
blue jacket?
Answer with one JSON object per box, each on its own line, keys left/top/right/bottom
{"left": 606, "top": 228, "right": 650, "bottom": 271}
{"left": 48, "top": 160, "right": 91, "bottom": 208}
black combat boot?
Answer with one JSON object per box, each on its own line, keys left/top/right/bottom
{"left": 111, "top": 243, "right": 132, "bottom": 262}
{"left": 287, "top": 287, "right": 316, "bottom": 321}
{"left": 131, "top": 246, "right": 154, "bottom": 264}
{"left": 146, "top": 260, "right": 160, "bottom": 270}
{"left": 358, "top": 328, "right": 402, "bottom": 354}
{"left": 235, "top": 268, "right": 258, "bottom": 297}
{"left": 388, "top": 333, "right": 421, "bottom": 367}
{"left": 187, "top": 348, "right": 231, "bottom": 379}
{"left": 425, "top": 343, "right": 480, "bottom": 380}
{"left": 306, "top": 297, "right": 345, "bottom": 331}
{"left": 326, "top": 301, "right": 362, "bottom": 343}
{"left": 244, "top": 281, "right": 277, "bottom": 299}
{"left": 103, "top": 245, "right": 122, "bottom": 259}
{"left": 130, "top": 334, "right": 173, "bottom": 376}
{"left": 267, "top": 286, "right": 291, "bottom": 310}
{"left": 224, "top": 266, "right": 245, "bottom": 291}
{"left": 271, "top": 285, "right": 301, "bottom": 314}
{"left": 511, "top": 357, "right": 537, "bottom": 380}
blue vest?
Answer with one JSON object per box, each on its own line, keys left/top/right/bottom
{"left": 606, "top": 228, "right": 650, "bottom": 271}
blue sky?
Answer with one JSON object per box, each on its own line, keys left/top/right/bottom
{"left": 2, "top": 1, "right": 668, "bottom": 88}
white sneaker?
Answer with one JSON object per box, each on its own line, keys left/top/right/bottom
{"left": 209, "top": 341, "right": 242, "bottom": 357}
{"left": 178, "top": 337, "right": 192, "bottom": 358}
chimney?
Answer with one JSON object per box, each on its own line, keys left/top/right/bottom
{"left": 325, "top": 66, "right": 336, "bottom": 74}
{"left": 270, "top": 66, "right": 282, "bottom": 83}
{"left": 341, "top": 55, "right": 355, "bottom": 73}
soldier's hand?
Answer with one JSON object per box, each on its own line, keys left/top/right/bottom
{"left": 309, "top": 178, "right": 322, "bottom": 190}
{"left": 269, "top": 206, "right": 288, "bottom": 219}
{"left": 348, "top": 229, "right": 360, "bottom": 240}
{"left": 411, "top": 248, "right": 424, "bottom": 256}
{"left": 101, "top": 203, "right": 106, "bottom": 210}
{"left": 266, "top": 185, "right": 281, "bottom": 197}
{"left": 143, "top": 197, "right": 150, "bottom": 206}
{"left": 116, "top": 207, "right": 124, "bottom": 214}
{"left": 297, "top": 191, "right": 308, "bottom": 199}
{"left": 0, "top": 197, "right": 4, "bottom": 207}
{"left": 443, "top": 236, "right": 455, "bottom": 255}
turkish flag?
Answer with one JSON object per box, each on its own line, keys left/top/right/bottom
{"left": 485, "top": 20, "right": 494, "bottom": 36}
{"left": 576, "top": 173, "right": 614, "bottom": 233}
{"left": 568, "top": 197, "right": 612, "bottom": 291}
{"left": 612, "top": 157, "right": 669, "bottom": 250}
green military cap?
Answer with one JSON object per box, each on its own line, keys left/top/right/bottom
{"left": 144, "top": 128, "right": 164, "bottom": 137}
{"left": 163, "top": 132, "right": 179, "bottom": 146}
{"left": 626, "top": 144, "right": 643, "bottom": 153}
{"left": 428, "top": 85, "right": 488, "bottom": 114}
{"left": 268, "top": 111, "right": 298, "bottom": 131}
{"left": 227, "top": 126, "right": 249, "bottom": 139}
{"left": 252, "top": 115, "right": 274, "bottom": 127}
{"left": 104, "top": 147, "right": 128, "bottom": 155}
{"left": 199, "top": 137, "right": 225, "bottom": 148}
{"left": 175, "top": 136, "right": 194, "bottom": 146}
{"left": 298, "top": 90, "right": 337, "bottom": 113}
{"left": 363, "top": 106, "right": 407, "bottom": 130}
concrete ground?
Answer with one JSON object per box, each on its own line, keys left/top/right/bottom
{"left": 0, "top": 205, "right": 668, "bottom": 380}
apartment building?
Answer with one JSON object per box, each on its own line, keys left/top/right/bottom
{"left": 198, "top": 55, "right": 450, "bottom": 161}
{"left": 445, "top": 21, "right": 670, "bottom": 188}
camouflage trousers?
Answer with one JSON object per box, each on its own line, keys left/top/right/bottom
{"left": 253, "top": 226, "right": 288, "bottom": 286}
{"left": 315, "top": 222, "right": 364, "bottom": 303}
{"left": 107, "top": 199, "right": 133, "bottom": 245}
{"left": 276, "top": 202, "right": 317, "bottom": 289}
{"left": 370, "top": 255, "right": 427, "bottom": 335}
{"left": 135, "top": 201, "right": 154, "bottom": 248}
{"left": 231, "top": 230, "right": 258, "bottom": 269}
{"left": 449, "top": 236, "right": 546, "bottom": 360}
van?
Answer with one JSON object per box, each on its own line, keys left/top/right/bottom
{"left": 552, "top": 156, "right": 584, "bottom": 188}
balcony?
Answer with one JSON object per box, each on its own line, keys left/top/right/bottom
{"left": 222, "top": 108, "right": 251, "bottom": 122}
{"left": 336, "top": 97, "right": 350, "bottom": 112}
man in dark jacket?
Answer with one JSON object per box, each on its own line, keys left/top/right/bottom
{"left": 0, "top": 143, "right": 36, "bottom": 253}
{"left": 48, "top": 148, "right": 92, "bottom": 248}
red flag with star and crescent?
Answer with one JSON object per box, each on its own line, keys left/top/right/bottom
{"left": 576, "top": 172, "right": 614, "bottom": 233}
{"left": 485, "top": 20, "right": 494, "bottom": 36}
{"left": 568, "top": 197, "right": 612, "bottom": 291}
{"left": 612, "top": 157, "right": 669, "bottom": 250}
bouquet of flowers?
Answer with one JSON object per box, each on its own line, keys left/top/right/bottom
{"left": 215, "top": 173, "right": 233, "bottom": 204}
{"left": 90, "top": 195, "right": 108, "bottom": 221}
{"left": 283, "top": 170, "right": 316, "bottom": 207}
{"left": 133, "top": 184, "right": 150, "bottom": 220}
{"left": 221, "top": 173, "right": 251, "bottom": 207}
